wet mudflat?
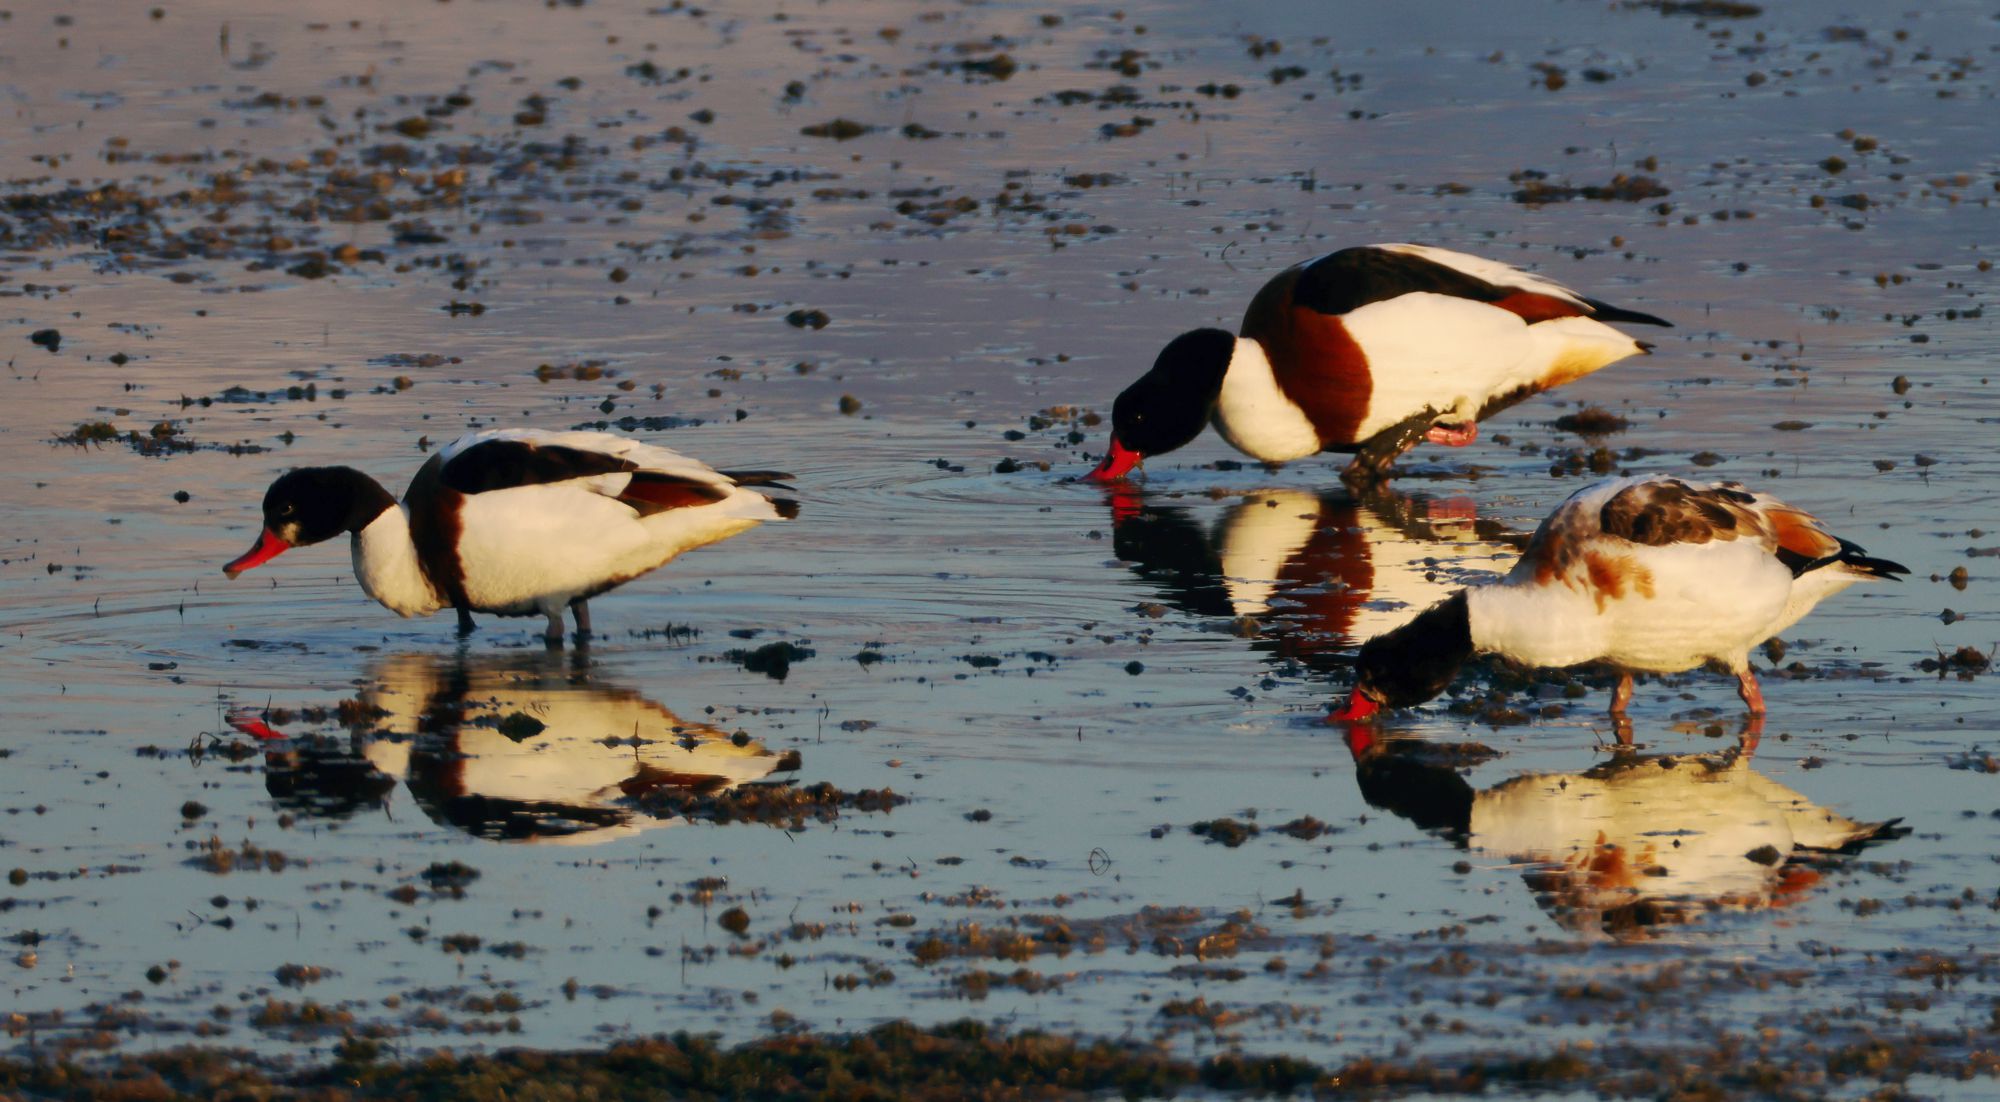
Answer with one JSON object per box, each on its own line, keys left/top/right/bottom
{"left": 3, "top": 0, "right": 1998, "bottom": 1096}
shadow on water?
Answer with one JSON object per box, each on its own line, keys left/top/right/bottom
{"left": 244, "top": 650, "right": 784, "bottom": 845}
{"left": 1341, "top": 723, "right": 1907, "bottom": 942}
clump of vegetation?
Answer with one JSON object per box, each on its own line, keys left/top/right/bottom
{"left": 638, "top": 780, "right": 904, "bottom": 829}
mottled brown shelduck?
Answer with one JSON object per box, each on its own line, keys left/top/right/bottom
{"left": 1333, "top": 475, "right": 1907, "bottom": 724}
{"left": 222, "top": 429, "right": 796, "bottom": 641}
{"left": 1086, "top": 243, "right": 1672, "bottom": 485}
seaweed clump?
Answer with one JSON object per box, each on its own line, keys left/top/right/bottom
{"left": 637, "top": 780, "right": 904, "bottom": 829}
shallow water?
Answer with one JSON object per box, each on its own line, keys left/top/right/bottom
{"left": 3, "top": 0, "right": 1999, "bottom": 1088}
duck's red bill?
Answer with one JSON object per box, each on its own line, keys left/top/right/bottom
{"left": 1328, "top": 689, "right": 1380, "bottom": 723}
{"left": 1085, "top": 438, "right": 1142, "bottom": 482}
{"left": 226, "top": 712, "right": 286, "bottom": 741}
{"left": 224, "top": 528, "right": 291, "bottom": 579}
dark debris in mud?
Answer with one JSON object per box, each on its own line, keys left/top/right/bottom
{"left": 718, "top": 641, "right": 814, "bottom": 681}
{"left": 16, "top": 1008, "right": 2000, "bottom": 1101}
{"left": 1918, "top": 645, "right": 1990, "bottom": 678}
{"left": 636, "top": 779, "right": 903, "bottom": 829}
{"left": 53, "top": 421, "right": 268, "bottom": 457}
{"left": 1510, "top": 170, "right": 1671, "bottom": 205}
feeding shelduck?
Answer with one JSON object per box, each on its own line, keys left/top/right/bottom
{"left": 1085, "top": 243, "right": 1671, "bottom": 486}
{"left": 222, "top": 428, "right": 797, "bottom": 641}
{"left": 1332, "top": 475, "right": 1907, "bottom": 723}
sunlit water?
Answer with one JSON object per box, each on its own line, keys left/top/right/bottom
{"left": 2, "top": 0, "right": 1997, "bottom": 1080}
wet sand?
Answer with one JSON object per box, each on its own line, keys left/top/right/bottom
{"left": 3, "top": 0, "right": 1998, "bottom": 1096}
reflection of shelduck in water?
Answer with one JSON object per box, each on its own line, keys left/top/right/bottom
{"left": 1335, "top": 476, "right": 1907, "bottom": 731}
{"left": 1107, "top": 486, "right": 1515, "bottom": 672}
{"left": 247, "top": 652, "right": 784, "bottom": 845}
{"left": 1343, "top": 728, "right": 1903, "bottom": 941}
{"left": 222, "top": 429, "right": 797, "bottom": 642}
{"left": 1086, "top": 244, "right": 1671, "bottom": 487}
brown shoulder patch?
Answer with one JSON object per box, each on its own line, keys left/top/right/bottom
{"left": 1239, "top": 267, "right": 1371, "bottom": 447}
{"left": 617, "top": 471, "right": 730, "bottom": 516}
{"left": 403, "top": 452, "right": 468, "bottom": 610}
{"left": 1490, "top": 291, "right": 1589, "bottom": 324}
{"left": 1519, "top": 507, "right": 1586, "bottom": 586}
{"left": 1597, "top": 480, "right": 1750, "bottom": 548}
{"left": 1764, "top": 506, "right": 1841, "bottom": 565}
{"left": 1581, "top": 550, "right": 1656, "bottom": 611}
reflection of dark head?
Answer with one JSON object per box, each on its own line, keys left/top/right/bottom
{"left": 1110, "top": 504, "right": 1234, "bottom": 618}
{"left": 1346, "top": 738, "right": 1476, "bottom": 842}
{"left": 263, "top": 739, "right": 397, "bottom": 820}
{"left": 1351, "top": 591, "right": 1473, "bottom": 709}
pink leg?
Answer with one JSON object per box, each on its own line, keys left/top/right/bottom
{"left": 1609, "top": 672, "right": 1635, "bottom": 716}
{"left": 1424, "top": 422, "right": 1478, "bottom": 447}
{"left": 1736, "top": 668, "right": 1766, "bottom": 715}
{"left": 1738, "top": 714, "right": 1764, "bottom": 758}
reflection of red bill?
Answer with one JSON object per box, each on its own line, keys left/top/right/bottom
{"left": 1084, "top": 437, "right": 1141, "bottom": 482}
{"left": 1107, "top": 489, "right": 1144, "bottom": 526}
{"left": 1339, "top": 723, "right": 1377, "bottom": 759}
{"left": 226, "top": 712, "right": 286, "bottom": 741}
{"left": 1328, "top": 689, "right": 1379, "bottom": 723}
{"left": 223, "top": 528, "right": 291, "bottom": 579}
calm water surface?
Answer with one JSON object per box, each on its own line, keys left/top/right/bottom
{"left": 3, "top": 0, "right": 1998, "bottom": 1085}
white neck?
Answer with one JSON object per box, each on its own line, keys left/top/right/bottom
{"left": 1464, "top": 584, "right": 1606, "bottom": 670}
{"left": 352, "top": 508, "right": 444, "bottom": 618}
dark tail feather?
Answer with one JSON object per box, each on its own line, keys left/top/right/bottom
{"left": 1583, "top": 298, "right": 1673, "bottom": 327}
{"left": 720, "top": 469, "right": 798, "bottom": 490}
{"left": 1836, "top": 538, "right": 1908, "bottom": 580}
{"left": 1839, "top": 817, "right": 1910, "bottom": 853}
{"left": 1841, "top": 553, "right": 1908, "bottom": 580}
{"left": 769, "top": 497, "right": 801, "bottom": 520}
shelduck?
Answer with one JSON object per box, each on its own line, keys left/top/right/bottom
{"left": 1085, "top": 243, "right": 1671, "bottom": 485}
{"left": 222, "top": 428, "right": 796, "bottom": 641}
{"left": 1333, "top": 475, "right": 1907, "bottom": 723}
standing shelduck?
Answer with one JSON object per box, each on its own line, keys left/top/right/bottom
{"left": 222, "top": 428, "right": 797, "bottom": 641}
{"left": 1332, "top": 476, "right": 1907, "bottom": 723}
{"left": 1085, "top": 244, "right": 1671, "bottom": 486}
